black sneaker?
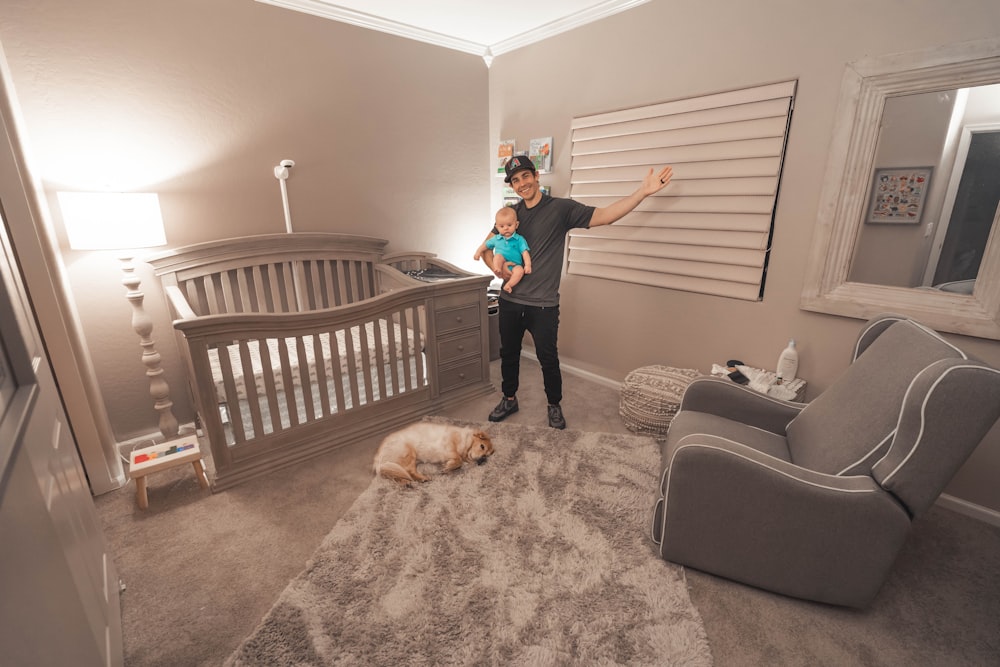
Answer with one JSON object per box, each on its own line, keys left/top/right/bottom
{"left": 488, "top": 396, "right": 519, "bottom": 422}
{"left": 547, "top": 404, "right": 566, "bottom": 430}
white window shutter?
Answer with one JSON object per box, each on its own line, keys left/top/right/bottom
{"left": 569, "top": 80, "right": 797, "bottom": 300}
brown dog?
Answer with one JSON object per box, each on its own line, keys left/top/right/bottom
{"left": 373, "top": 422, "right": 494, "bottom": 486}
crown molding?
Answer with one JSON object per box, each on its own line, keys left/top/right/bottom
{"left": 490, "top": 0, "right": 650, "bottom": 56}
{"left": 255, "top": 0, "right": 650, "bottom": 61}
{"left": 256, "top": 0, "right": 487, "bottom": 55}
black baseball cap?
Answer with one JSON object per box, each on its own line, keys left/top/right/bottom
{"left": 504, "top": 154, "right": 536, "bottom": 183}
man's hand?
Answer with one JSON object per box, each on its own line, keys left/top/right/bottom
{"left": 640, "top": 166, "right": 673, "bottom": 196}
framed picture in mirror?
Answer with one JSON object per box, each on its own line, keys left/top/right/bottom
{"left": 866, "top": 167, "right": 932, "bottom": 224}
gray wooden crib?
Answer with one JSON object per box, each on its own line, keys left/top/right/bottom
{"left": 148, "top": 233, "right": 493, "bottom": 490}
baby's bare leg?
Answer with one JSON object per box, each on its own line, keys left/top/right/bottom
{"left": 503, "top": 265, "right": 525, "bottom": 292}
{"left": 491, "top": 253, "right": 509, "bottom": 274}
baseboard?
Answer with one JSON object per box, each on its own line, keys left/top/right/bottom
{"left": 521, "top": 350, "right": 622, "bottom": 390}
{"left": 527, "top": 351, "right": 1000, "bottom": 528}
{"left": 936, "top": 493, "right": 1000, "bottom": 527}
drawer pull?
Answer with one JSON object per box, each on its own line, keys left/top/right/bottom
{"left": 454, "top": 316, "right": 463, "bottom": 323}
{"left": 457, "top": 345, "right": 465, "bottom": 352}
{"left": 458, "top": 373, "right": 466, "bottom": 379}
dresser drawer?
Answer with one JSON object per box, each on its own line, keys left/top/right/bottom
{"left": 435, "top": 289, "right": 481, "bottom": 310}
{"left": 434, "top": 303, "right": 480, "bottom": 334}
{"left": 438, "top": 358, "right": 483, "bottom": 392}
{"left": 437, "top": 330, "right": 482, "bottom": 364}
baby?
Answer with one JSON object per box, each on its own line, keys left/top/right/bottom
{"left": 474, "top": 207, "right": 532, "bottom": 293}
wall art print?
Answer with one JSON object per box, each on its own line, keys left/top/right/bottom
{"left": 866, "top": 166, "right": 933, "bottom": 224}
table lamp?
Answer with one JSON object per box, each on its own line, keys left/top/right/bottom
{"left": 57, "top": 191, "right": 179, "bottom": 440}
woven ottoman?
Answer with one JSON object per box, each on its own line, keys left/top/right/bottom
{"left": 619, "top": 365, "right": 701, "bottom": 436}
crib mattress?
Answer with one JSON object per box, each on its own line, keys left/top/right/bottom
{"left": 209, "top": 320, "right": 418, "bottom": 403}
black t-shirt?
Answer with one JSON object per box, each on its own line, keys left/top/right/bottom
{"left": 501, "top": 194, "right": 594, "bottom": 307}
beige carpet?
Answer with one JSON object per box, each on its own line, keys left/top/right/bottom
{"left": 225, "top": 418, "right": 712, "bottom": 666}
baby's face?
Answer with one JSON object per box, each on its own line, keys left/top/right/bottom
{"left": 495, "top": 211, "right": 519, "bottom": 238}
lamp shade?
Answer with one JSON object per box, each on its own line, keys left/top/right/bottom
{"left": 58, "top": 192, "right": 167, "bottom": 251}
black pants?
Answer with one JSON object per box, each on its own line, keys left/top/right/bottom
{"left": 498, "top": 299, "right": 561, "bottom": 405}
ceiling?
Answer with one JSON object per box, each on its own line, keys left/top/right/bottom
{"left": 255, "top": 0, "right": 650, "bottom": 62}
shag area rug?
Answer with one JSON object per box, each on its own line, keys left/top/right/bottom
{"left": 226, "top": 418, "right": 712, "bottom": 666}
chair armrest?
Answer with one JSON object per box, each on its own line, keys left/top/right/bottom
{"left": 655, "top": 434, "right": 911, "bottom": 607}
{"left": 679, "top": 376, "right": 804, "bottom": 434}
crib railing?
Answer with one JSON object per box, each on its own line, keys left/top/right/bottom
{"left": 149, "top": 234, "right": 494, "bottom": 490}
{"left": 175, "top": 258, "right": 380, "bottom": 316}
{"left": 170, "top": 286, "right": 432, "bottom": 485}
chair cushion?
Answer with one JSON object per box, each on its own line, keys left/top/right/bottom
{"left": 785, "top": 320, "right": 964, "bottom": 475}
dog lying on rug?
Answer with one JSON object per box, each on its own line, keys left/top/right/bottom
{"left": 373, "top": 422, "right": 495, "bottom": 486}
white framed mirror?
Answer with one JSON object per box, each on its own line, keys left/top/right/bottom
{"left": 801, "top": 37, "right": 1000, "bottom": 339}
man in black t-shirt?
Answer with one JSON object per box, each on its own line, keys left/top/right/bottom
{"left": 480, "top": 154, "right": 672, "bottom": 429}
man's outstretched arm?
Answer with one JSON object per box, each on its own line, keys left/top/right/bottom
{"left": 589, "top": 166, "right": 672, "bottom": 227}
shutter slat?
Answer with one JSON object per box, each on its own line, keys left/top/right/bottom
{"left": 570, "top": 157, "right": 781, "bottom": 182}
{"left": 571, "top": 80, "right": 797, "bottom": 129}
{"left": 571, "top": 98, "right": 793, "bottom": 142}
{"left": 570, "top": 228, "right": 768, "bottom": 252}
{"left": 571, "top": 116, "right": 789, "bottom": 155}
{"left": 594, "top": 211, "right": 772, "bottom": 232}
{"left": 569, "top": 249, "right": 763, "bottom": 282}
{"left": 570, "top": 137, "right": 786, "bottom": 169}
{"left": 568, "top": 263, "right": 762, "bottom": 301}
{"left": 572, "top": 176, "right": 777, "bottom": 198}
{"left": 568, "top": 236, "right": 766, "bottom": 266}
{"left": 575, "top": 194, "right": 776, "bottom": 215}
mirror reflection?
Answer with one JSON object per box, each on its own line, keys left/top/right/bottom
{"left": 848, "top": 83, "right": 1000, "bottom": 292}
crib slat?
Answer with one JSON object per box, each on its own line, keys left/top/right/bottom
{"left": 257, "top": 339, "right": 282, "bottom": 431}
{"left": 328, "top": 328, "right": 347, "bottom": 414}
{"left": 358, "top": 323, "right": 374, "bottom": 405}
{"left": 320, "top": 261, "right": 336, "bottom": 309}
{"left": 258, "top": 264, "right": 278, "bottom": 313}
{"left": 216, "top": 343, "right": 246, "bottom": 443}
{"left": 334, "top": 261, "right": 348, "bottom": 307}
{"left": 237, "top": 268, "right": 256, "bottom": 313}
{"left": 238, "top": 340, "right": 264, "bottom": 438}
{"left": 342, "top": 326, "right": 361, "bottom": 409}
{"left": 295, "top": 336, "right": 315, "bottom": 422}
{"left": 186, "top": 279, "right": 207, "bottom": 316}
{"left": 258, "top": 268, "right": 272, "bottom": 313}
{"left": 313, "top": 333, "right": 331, "bottom": 417}
{"left": 412, "top": 305, "right": 426, "bottom": 389}
{"left": 399, "top": 308, "right": 415, "bottom": 392}
{"left": 386, "top": 311, "right": 400, "bottom": 396}
{"left": 274, "top": 263, "right": 293, "bottom": 312}
{"left": 372, "top": 318, "right": 388, "bottom": 400}
{"left": 363, "top": 262, "right": 375, "bottom": 300}
{"left": 202, "top": 275, "right": 220, "bottom": 315}
{"left": 226, "top": 269, "right": 245, "bottom": 313}
{"left": 345, "top": 262, "right": 358, "bottom": 304}
{"left": 276, "top": 337, "right": 298, "bottom": 426}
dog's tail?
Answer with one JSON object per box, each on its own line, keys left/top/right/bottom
{"left": 374, "top": 460, "right": 414, "bottom": 485}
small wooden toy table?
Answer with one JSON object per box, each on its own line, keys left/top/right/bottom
{"left": 129, "top": 436, "right": 210, "bottom": 509}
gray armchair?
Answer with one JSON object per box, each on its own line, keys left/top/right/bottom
{"left": 651, "top": 314, "right": 1000, "bottom": 607}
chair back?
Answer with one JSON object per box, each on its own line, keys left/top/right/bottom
{"left": 872, "top": 357, "right": 1000, "bottom": 516}
{"left": 785, "top": 318, "right": 968, "bottom": 478}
